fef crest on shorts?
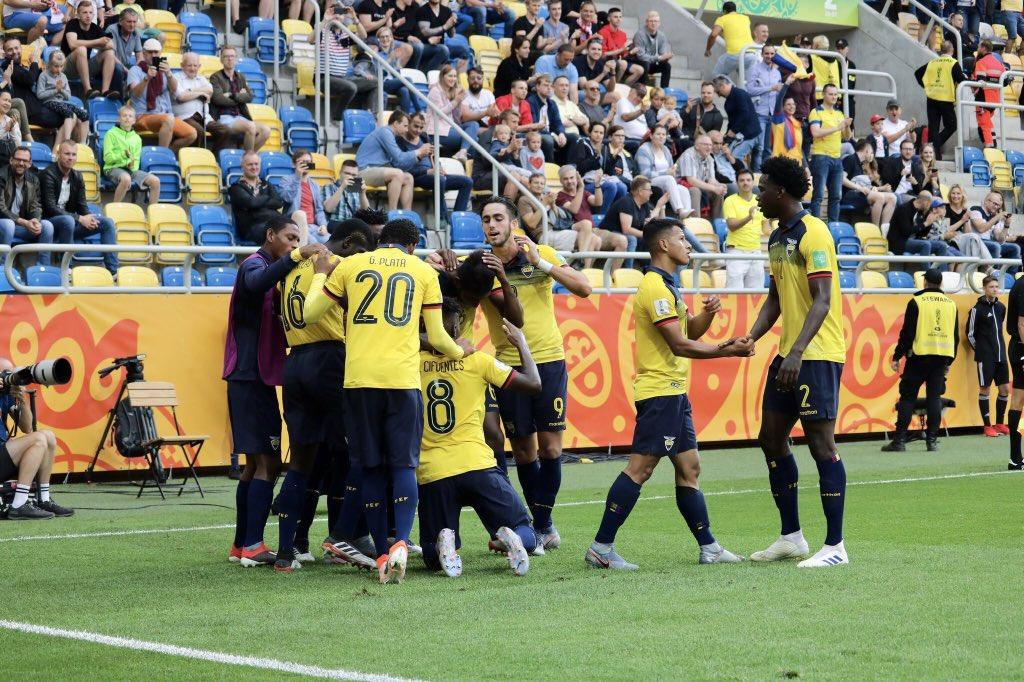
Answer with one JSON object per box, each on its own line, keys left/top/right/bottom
{"left": 663, "top": 436, "right": 676, "bottom": 452}
{"left": 269, "top": 436, "right": 281, "bottom": 452}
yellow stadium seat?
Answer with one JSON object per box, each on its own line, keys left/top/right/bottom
{"left": 295, "top": 61, "right": 318, "bottom": 98}
{"left": 498, "top": 37, "right": 512, "bottom": 59}
{"left": 378, "top": 109, "right": 394, "bottom": 126}
{"left": 544, "top": 162, "right": 561, "bottom": 192}
{"left": 19, "top": 44, "right": 38, "bottom": 67}
{"left": 148, "top": 204, "right": 193, "bottom": 265}
{"left": 984, "top": 148, "right": 1006, "bottom": 165}
{"left": 199, "top": 55, "right": 221, "bottom": 77}
{"left": 469, "top": 35, "right": 498, "bottom": 54}
{"left": 897, "top": 12, "right": 920, "bottom": 39}
{"left": 913, "top": 271, "right": 926, "bottom": 290}
{"left": 248, "top": 103, "right": 283, "bottom": 152}
{"left": 507, "top": 1, "right": 526, "bottom": 18}
{"left": 684, "top": 217, "right": 715, "bottom": 236}
{"left": 179, "top": 147, "right": 223, "bottom": 205}
{"left": 283, "top": 19, "right": 316, "bottom": 64}
{"left": 116, "top": 266, "right": 160, "bottom": 287}
{"left": 581, "top": 268, "right": 606, "bottom": 288}
{"left": 611, "top": 268, "right": 643, "bottom": 288}
{"left": 477, "top": 50, "right": 501, "bottom": 81}
{"left": 145, "top": 10, "right": 185, "bottom": 54}
{"left": 855, "top": 222, "right": 889, "bottom": 272}
{"left": 74, "top": 143, "right": 100, "bottom": 202}
{"left": 993, "top": 23, "right": 1009, "bottom": 40}
{"left": 309, "top": 153, "right": 335, "bottom": 187}
{"left": 861, "top": 271, "right": 888, "bottom": 289}
{"left": 71, "top": 266, "right": 115, "bottom": 287}
{"left": 679, "top": 269, "right": 712, "bottom": 288}
{"left": 162, "top": 52, "right": 182, "bottom": 71}
{"left": 711, "top": 269, "right": 727, "bottom": 289}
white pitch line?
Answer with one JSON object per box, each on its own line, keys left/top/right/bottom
{"left": 0, "top": 469, "right": 1013, "bottom": 544}
{"left": 0, "top": 620, "right": 422, "bottom": 682}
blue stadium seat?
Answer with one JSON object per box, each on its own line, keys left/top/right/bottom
{"left": 88, "top": 97, "right": 120, "bottom": 132}
{"left": 387, "top": 209, "right": 424, "bottom": 233}
{"left": 828, "top": 221, "right": 860, "bottom": 270}
{"left": 962, "top": 145, "right": 984, "bottom": 172}
{"left": 190, "top": 205, "right": 236, "bottom": 264}
{"left": 246, "top": 16, "right": 276, "bottom": 47}
{"left": 161, "top": 267, "right": 203, "bottom": 287}
{"left": 887, "top": 271, "right": 915, "bottom": 288}
{"left": 342, "top": 109, "right": 376, "bottom": 147}
{"left": 839, "top": 272, "right": 857, "bottom": 289}
{"left": 28, "top": 141, "right": 53, "bottom": 171}
{"left": 236, "top": 58, "right": 268, "bottom": 103}
{"left": 279, "top": 106, "right": 319, "bottom": 152}
{"left": 260, "top": 151, "right": 293, "bottom": 184}
{"left": 180, "top": 11, "right": 218, "bottom": 55}
{"left": 450, "top": 211, "right": 485, "bottom": 249}
{"left": 971, "top": 162, "right": 991, "bottom": 187}
{"left": 1006, "top": 272, "right": 1016, "bottom": 289}
{"left": 26, "top": 266, "right": 61, "bottom": 287}
{"left": 140, "top": 146, "right": 182, "bottom": 202}
{"left": 662, "top": 87, "right": 688, "bottom": 112}
{"left": 219, "top": 148, "right": 245, "bottom": 187}
{"left": 713, "top": 218, "right": 728, "bottom": 248}
{"left": 206, "top": 266, "right": 238, "bottom": 287}
{"left": 0, "top": 267, "right": 22, "bottom": 293}
{"left": 1005, "top": 149, "right": 1024, "bottom": 171}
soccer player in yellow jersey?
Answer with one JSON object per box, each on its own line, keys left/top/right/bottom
{"left": 586, "top": 219, "right": 753, "bottom": 570}
{"left": 744, "top": 156, "right": 850, "bottom": 568}
{"left": 418, "top": 298, "right": 543, "bottom": 578}
{"left": 302, "top": 218, "right": 470, "bottom": 584}
{"left": 481, "top": 196, "right": 592, "bottom": 552}
{"left": 273, "top": 221, "right": 377, "bottom": 573}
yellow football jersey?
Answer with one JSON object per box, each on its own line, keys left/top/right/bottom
{"left": 417, "top": 350, "right": 515, "bottom": 484}
{"left": 767, "top": 211, "right": 847, "bottom": 363}
{"left": 323, "top": 247, "right": 444, "bottom": 389}
{"left": 808, "top": 106, "right": 845, "bottom": 158}
{"left": 482, "top": 243, "right": 567, "bottom": 365}
{"left": 722, "top": 193, "right": 765, "bottom": 251}
{"left": 281, "top": 255, "right": 346, "bottom": 346}
{"left": 633, "top": 268, "right": 690, "bottom": 401}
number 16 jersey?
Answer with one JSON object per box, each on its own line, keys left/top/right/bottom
{"left": 323, "top": 246, "right": 444, "bottom": 390}
{"left": 281, "top": 255, "right": 346, "bottom": 347}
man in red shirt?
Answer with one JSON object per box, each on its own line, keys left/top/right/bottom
{"left": 492, "top": 79, "right": 544, "bottom": 135}
{"left": 596, "top": 7, "right": 644, "bottom": 84}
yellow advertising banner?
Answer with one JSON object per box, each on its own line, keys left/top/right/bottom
{"left": 0, "top": 292, "right": 994, "bottom": 474}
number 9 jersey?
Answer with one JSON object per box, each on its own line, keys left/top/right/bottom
{"left": 280, "top": 255, "right": 347, "bottom": 346}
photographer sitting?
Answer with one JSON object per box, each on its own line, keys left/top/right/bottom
{"left": 278, "top": 149, "right": 329, "bottom": 245}
{"left": 1, "top": 358, "right": 73, "bottom": 520}
{"left": 323, "top": 158, "right": 369, "bottom": 227}
{"left": 126, "top": 38, "right": 197, "bottom": 152}
{"left": 172, "top": 52, "right": 230, "bottom": 153}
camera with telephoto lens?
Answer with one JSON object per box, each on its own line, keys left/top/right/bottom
{"left": 0, "top": 358, "right": 72, "bottom": 391}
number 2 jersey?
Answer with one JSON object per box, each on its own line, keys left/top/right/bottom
{"left": 281, "top": 255, "right": 346, "bottom": 346}
{"left": 417, "top": 350, "right": 515, "bottom": 484}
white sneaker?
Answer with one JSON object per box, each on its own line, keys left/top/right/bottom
{"left": 496, "top": 526, "right": 529, "bottom": 576}
{"left": 529, "top": 543, "right": 546, "bottom": 556}
{"left": 750, "top": 532, "right": 810, "bottom": 562}
{"left": 538, "top": 526, "right": 561, "bottom": 550}
{"left": 294, "top": 551, "right": 315, "bottom": 563}
{"left": 436, "top": 528, "right": 462, "bottom": 578}
{"left": 699, "top": 544, "right": 745, "bottom": 564}
{"left": 797, "top": 541, "right": 849, "bottom": 568}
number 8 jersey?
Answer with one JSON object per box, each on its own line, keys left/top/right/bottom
{"left": 280, "top": 255, "right": 347, "bottom": 347}
{"left": 323, "top": 246, "right": 444, "bottom": 389}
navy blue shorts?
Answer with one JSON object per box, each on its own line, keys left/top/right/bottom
{"left": 226, "top": 379, "right": 281, "bottom": 455}
{"left": 485, "top": 385, "right": 499, "bottom": 413}
{"left": 631, "top": 393, "right": 698, "bottom": 456}
{"left": 762, "top": 355, "right": 844, "bottom": 421}
{"left": 496, "top": 359, "right": 567, "bottom": 438}
{"left": 418, "top": 467, "right": 531, "bottom": 549}
{"left": 342, "top": 388, "right": 423, "bottom": 469}
{"left": 283, "top": 341, "right": 346, "bottom": 447}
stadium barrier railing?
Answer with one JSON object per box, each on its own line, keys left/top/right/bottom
{"left": 868, "top": 0, "right": 963, "bottom": 64}
{"left": 4, "top": 244, "right": 1017, "bottom": 296}
{"left": 955, "top": 77, "right": 1024, "bottom": 172}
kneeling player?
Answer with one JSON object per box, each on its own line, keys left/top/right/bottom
{"left": 587, "top": 219, "right": 753, "bottom": 570}
{"left": 418, "top": 298, "right": 542, "bottom": 577}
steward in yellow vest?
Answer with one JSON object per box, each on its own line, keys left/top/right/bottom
{"left": 883, "top": 268, "right": 960, "bottom": 452}
{"left": 913, "top": 42, "right": 966, "bottom": 160}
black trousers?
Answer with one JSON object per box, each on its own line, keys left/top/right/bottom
{"left": 926, "top": 98, "right": 957, "bottom": 158}
{"left": 645, "top": 60, "right": 672, "bottom": 88}
{"left": 895, "top": 355, "right": 949, "bottom": 438}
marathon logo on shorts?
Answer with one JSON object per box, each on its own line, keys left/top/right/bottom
{"left": 663, "top": 436, "right": 676, "bottom": 452}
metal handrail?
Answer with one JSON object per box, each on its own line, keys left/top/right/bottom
{"left": 875, "top": 0, "right": 962, "bottom": 64}
{"left": 955, "top": 78, "right": 1024, "bottom": 170}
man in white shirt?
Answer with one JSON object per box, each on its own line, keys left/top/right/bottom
{"left": 612, "top": 82, "right": 649, "bottom": 154}
{"left": 678, "top": 134, "right": 727, "bottom": 219}
{"left": 459, "top": 66, "right": 497, "bottom": 141}
{"left": 879, "top": 100, "right": 916, "bottom": 156}
{"left": 173, "top": 52, "right": 231, "bottom": 152}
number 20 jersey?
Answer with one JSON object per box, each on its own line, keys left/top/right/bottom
{"left": 281, "top": 255, "right": 346, "bottom": 347}
{"left": 323, "top": 247, "right": 444, "bottom": 390}
{"left": 417, "top": 350, "right": 515, "bottom": 484}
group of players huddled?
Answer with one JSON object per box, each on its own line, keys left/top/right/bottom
{"left": 223, "top": 156, "right": 849, "bottom": 583}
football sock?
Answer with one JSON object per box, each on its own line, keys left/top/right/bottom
{"left": 354, "top": 514, "right": 369, "bottom": 540}
{"left": 326, "top": 448, "right": 349, "bottom": 532}
{"left": 516, "top": 458, "right": 541, "bottom": 518}
{"left": 533, "top": 457, "right": 562, "bottom": 533}
{"left": 675, "top": 485, "right": 715, "bottom": 546}
{"left": 233, "top": 479, "right": 250, "bottom": 547}
{"left": 275, "top": 470, "right": 308, "bottom": 561}
{"left": 243, "top": 478, "right": 274, "bottom": 549}
{"left": 294, "top": 486, "right": 319, "bottom": 551}
{"left": 515, "top": 523, "right": 538, "bottom": 553}
{"left": 333, "top": 467, "right": 363, "bottom": 541}
{"left": 997, "top": 394, "right": 1009, "bottom": 424}
{"left": 594, "top": 472, "right": 641, "bottom": 544}
{"left": 815, "top": 455, "right": 846, "bottom": 546}
{"left": 11, "top": 484, "right": 29, "bottom": 509}
{"left": 1009, "top": 409, "right": 1023, "bottom": 464}
{"left": 979, "top": 394, "right": 991, "bottom": 426}
{"left": 493, "top": 447, "right": 508, "bottom": 474}
{"left": 37, "top": 483, "right": 50, "bottom": 503}
{"left": 361, "top": 467, "right": 390, "bottom": 557}
{"left": 767, "top": 453, "right": 801, "bottom": 535}
{"left": 390, "top": 466, "right": 418, "bottom": 545}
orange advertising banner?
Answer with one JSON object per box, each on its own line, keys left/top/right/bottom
{"left": 0, "top": 292, "right": 992, "bottom": 474}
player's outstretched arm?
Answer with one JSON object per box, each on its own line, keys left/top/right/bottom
{"left": 423, "top": 306, "right": 467, "bottom": 360}
{"left": 746, "top": 277, "right": 782, "bottom": 343}
{"left": 513, "top": 234, "right": 592, "bottom": 298}
{"left": 657, "top": 319, "right": 755, "bottom": 359}
{"left": 503, "top": 318, "right": 542, "bottom": 394}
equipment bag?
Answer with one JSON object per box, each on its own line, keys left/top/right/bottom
{"left": 113, "top": 399, "right": 156, "bottom": 458}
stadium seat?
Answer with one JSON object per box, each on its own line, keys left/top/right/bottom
{"left": 70, "top": 203, "right": 107, "bottom": 265}
{"left": 282, "top": 19, "right": 315, "bottom": 64}
{"left": 252, "top": 18, "right": 287, "bottom": 64}
{"left": 684, "top": 217, "right": 716, "bottom": 237}
{"left": 342, "top": 109, "right": 376, "bottom": 148}
{"left": 861, "top": 271, "right": 888, "bottom": 289}
{"left": 710, "top": 268, "right": 727, "bottom": 289}
{"left": 25, "top": 265, "right": 61, "bottom": 287}
{"left": 140, "top": 146, "right": 183, "bottom": 203}
{"left": 0, "top": 268, "right": 22, "bottom": 293}
{"left": 179, "top": 11, "right": 218, "bottom": 56}
{"left": 73, "top": 143, "right": 101, "bottom": 202}
{"left": 308, "top": 153, "right": 335, "bottom": 187}
{"left": 581, "top": 268, "right": 606, "bottom": 288}
{"left": 219, "top": 148, "right": 245, "bottom": 187}
{"left": 984, "top": 147, "right": 1006, "bottom": 166}
{"left": 160, "top": 266, "right": 203, "bottom": 287}
{"left": 198, "top": 54, "right": 221, "bottom": 77}
{"left": 401, "top": 68, "right": 429, "bottom": 98}
{"left": 117, "top": 266, "right": 160, "bottom": 287}
{"left": 612, "top": 268, "right": 643, "bottom": 288}
{"left": 469, "top": 35, "right": 499, "bottom": 54}
{"left": 71, "top": 266, "right": 114, "bottom": 287}
{"left": 205, "top": 266, "right": 238, "bottom": 287}
{"left": 544, "top": 162, "right": 561, "bottom": 192}
{"left": 712, "top": 218, "right": 728, "bottom": 248}
{"left": 260, "top": 151, "right": 294, "bottom": 186}
{"left": 387, "top": 209, "right": 427, "bottom": 245}
{"left": 248, "top": 104, "right": 283, "bottom": 151}
{"left": 887, "top": 271, "right": 915, "bottom": 289}
{"left": 179, "top": 148, "right": 224, "bottom": 205}
{"left": 236, "top": 58, "right": 268, "bottom": 103}
{"left": 1006, "top": 272, "right": 1016, "bottom": 289}
{"left": 962, "top": 146, "right": 984, "bottom": 173}
{"left": 855, "top": 222, "right": 889, "bottom": 272}
{"left": 144, "top": 10, "right": 184, "bottom": 54}
{"left": 829, "top": 221, "right": 861, "bottom": 270}
{"left": 105, "top": 202, "right": 151, "bottom": 264}
{"left": 279, "top": 105, "right": 319, "bottom": 152}
{"left": 450, "top": 211, "right": 485, "bottom": 249}
{"left": 190, "top": 205, "right": 236, "bottom": 264}
{"left": 839, "top": 272, "right": 857, "bottom": 289}
{"left": 680, "top": 270, "right": 712, "bottom": 288}
{"left": 497, "top": 37, "right": 512, "bottom": 59}
{"left": 147, "top": 204, "right": 193, "bottom": 265}
{"left": 295, "top": 61, "right": 318, "bottom": 99}
{"left": 28, "top": 141, "right": 52, "bottom": 171}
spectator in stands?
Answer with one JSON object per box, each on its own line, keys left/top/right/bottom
{"left": 357, "top": 0, "right": 392, "bottom": 39}
{"left": 598, "top": 174, "right": 670, "bottom": 269}
{"left": 417, "top": 0, "right": 472, "bottom": 70}
{"left": 574, "top": 37, "right": 616, "bottom": 97}
{"left": 808, "top": 83, "right": 853, "bottom": 222}
{"left": 376, "top": 27, "right": 419, "bottom": 114}
{"left": 881, "top": 139, "right": 927, "bottom": 205}
{"left": 918, "top": 197, "right": 964, "bottom": 261}
{"left": 880, "top": 100, "right": 916, "bottom": 155}
{"left": 424, "top": 64, "right": 471, "bottom": 160}
{"left": 570, "top": 121, "right": 627, "bottom": 213}
{"left": 323, "top": 158, "right": 369, "bottom": 227}
{"left": 752, "top": 22, "right": 770, "bottom": 49}
{"left": 705, "top": 2, "right": 754, "bottom": 78}
{"left": 519, "top": 130, "right": 546, "bottom": 173}
{"left": 970, "top": 190, "right": 1022, "bottom": 261}
{"left": 527, "top": 74, "right": 567, "bottom": 161}
{"left": 633, "top": 11, "right": 673, "bottom": 88}
{"left": 770, "top": 96, "right": 804, "bottom": 165}
{"left": 279, "top": 150, "right": 329, "bottom": 246}
{"left": 645, "top": 88, "right": 685, "bottom": 152}
{"left": 0, "top": 92, "right": 22, "bottom": 156}
{"left": 102, "top": 104, "right": 160, "bottom": 204}
{"left": 543, "top": 0, "right": 571, "bottom": 52}
{"left": 36, "top": 51, "right": 89, "bottom": 154}
{"left": 555, "top": 165, "right": 605, "bottom": 266}
{"left": 402, "top": 111, "right": 473, "bottom": 226}
{"left": 0, "top": 145, "right": 54, "bottom": 264}
{"left": 943, "top": 183, "right": 989, "bottom": 258}
{"left": 842, "top": 138, "right": 897, "bottom": 230}
{"left": 746, "top": 44, "right": 792, "bottom": 172}
{"left": 517, "top": 172, "right": 560, "bottom": 241}
{"left": 457, "top": 0, "right": 515, "bottom": 38}
{"left": 612, "top": 82, "right": 649, "bottom": 155}
{"left": 314, "top": 4, "right": 377, "bottom": 117}
{"left": 596, "top": 8, "right": 644, "bottom": 85}
{"left": 636, "top": 125, "right": 693, "bottom": 221}
{"left": 4, "top": 37, "right": 56, "bottom": 142}
{"left": 866, "top": 113, "right": 890, "bottom": 157}
{"left": 782, "top": 54, "right": 816, "bottom": 158}
{"left": 723, "top": 168, "right": 769, "bottom": 289}
{"left": 209, "top": 47, "right": 272, "bottom": 152}
{"left": 173, "top": 52, "right": 231, "bottom": 153}
{"left": 2, "top": 0, "right": 57, "bottom": 45}
{"left": 356, "top": 110, "right": 426, "bottom": 211}
{"left": 678, "top": 133, "right": 727, "bottom": 219}
{"left": 460, "top": 66, "right": 498, "bottom": 135}
{"left": 972, "top": 40, "right": 1005, "bottom": 148}
{"left": 683, "top": 82, "right": 725, "bottom": 141}
{"left": 105, "top": 8, "right": 143, "bottom": 82}
{"left": 61, "top": 2, "right": 119, "bottom": 100}
{"left": 952, "top": 4, "right": 981, "bottom": 44}
{"left": 229, "top": 0, "right": 275, "bottom": 34}
{"left": 127, "top": 39, "right": 197, "bottom": 152}
{"left": 708, "top": 130, "right": 740, "bottom": 192}
{"left": 809, "top": 35, "right": 841, "bottom": 105}
{"left": 386, "top": 0, "right": 425, "bottom": 70}
{"left": 535, "top": 43, "right": 580, "bottom": 102}
{"left": 478, "top": 119, "right": 527, "bottom": 199}
{"left": 494, "top": 37, "right": 535, "bottom": 97}
{"left": 553, "top": 74, "right": 588, "bottom": 137}
{"left": 834, "top": 37, "right": 857, "bottom": 121}
{"left": 227, "top": 151, "right": 287, "bottom": 243}
{"left": 572, "top": 2, "right": 599, "bottom": 48}
{"left": 41, "top": 141, "right": 117, "bottom": 275}
{"left": 580, "top": 80, "right": 613, "bottom": 128}
{"left": 494, "top": 79, "right": 539, "bottom": 134}
{"left": 919, "top": 143, "right": 943, "bottom": 195}
{"left": 713, "top": 75, "right": 762, "bottom": 170}
{"left": 997, "top": 1, "right": 1024, "bottom": 44}
{"left": 513, "top": 0, "right": 557, "bottom": 62}
{"left": 915, "top": 41, "right": 964, "bottom": 161}
{"left": 888, "top": 191, "right": 955, "bottom": 259}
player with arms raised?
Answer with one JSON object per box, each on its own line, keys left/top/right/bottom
{"left": 303, "top": 219, "right": 469, "bottom": 583}
{"left": 586, "top": 218, "right": 753, "bottom": 570}
{"left": 744, "top": 156, "right": 849, "bottom": 568}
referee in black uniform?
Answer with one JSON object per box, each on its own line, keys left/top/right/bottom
{"left": 966, "top": 274, "right": 1009, "bottom": 436}
{"left": 883, "top": 268, "right": 959, "bottom": 452}
{"left": 1005, "top": 267, "right": 1024, "bottom": 470}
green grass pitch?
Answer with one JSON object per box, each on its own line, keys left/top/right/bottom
{"left": 2, "top": 435, "right": 1022, "bottom": 680}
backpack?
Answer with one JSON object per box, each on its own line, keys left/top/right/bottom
{"left": 113, "top": 398, "right": 155, "bottom": 458}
